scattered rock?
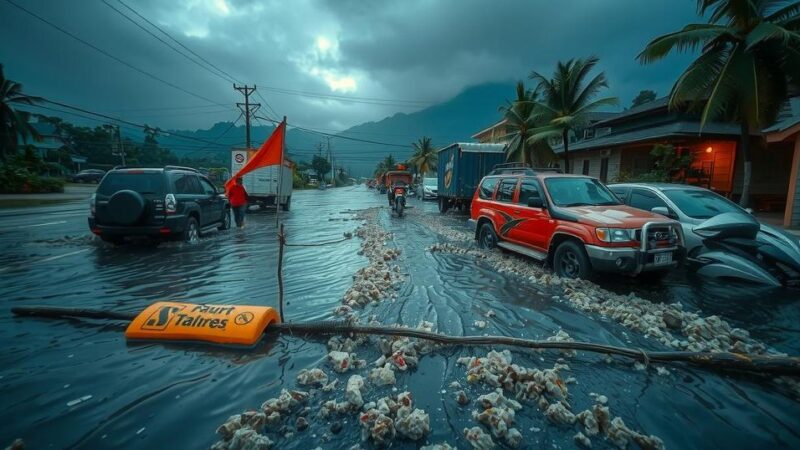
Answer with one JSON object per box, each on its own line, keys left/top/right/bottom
{"left": 463, "top": 426, "right": 495, "bottom": 449}
{"left": 574, "top": 431, "right": 592, "bottom": 448}
{"left": 295, "top": 417, "right": 308, "bottom": 432}
{"left": 296, "top": 368, "right": 328, "bottom": 386}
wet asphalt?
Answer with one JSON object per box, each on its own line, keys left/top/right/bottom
{"left": 0, "top": 186, "right": 799, "bottom": 449}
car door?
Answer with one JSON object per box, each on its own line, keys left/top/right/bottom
{"left": 513, "top": 179, "right": 553, "bottom": 251}
{"left": 186, "top": 175, "right": 214, "bottom": 226}
{"left": 198, "top": 176, "right": 222, "bottom": 224}
{"left": 629, "top": 188, "right": 669, "bottom": 215}
{"left": 493, "top": 178, "right": 523, "bottom": 243}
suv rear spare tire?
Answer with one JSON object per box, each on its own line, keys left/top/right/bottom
{"left": 554, "top": 240, "right": 593, "bottom": 280}
{"left": 108, "top": 190, "right": 145, "bottom": 225}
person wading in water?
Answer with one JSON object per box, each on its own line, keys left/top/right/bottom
{"left": 228, "top": 177, "right": 249, "bottom": 228}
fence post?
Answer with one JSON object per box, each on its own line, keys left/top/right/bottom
{"left": 277, "top": 223, "right": 285, "bottom": 322}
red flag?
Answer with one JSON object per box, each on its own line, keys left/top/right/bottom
{"left": 225, "top": 121, "right": 286, "bottom": 193}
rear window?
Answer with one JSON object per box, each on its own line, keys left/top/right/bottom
{"left": 478, "top": 177, "right": 499, "bottom": 199}
{"left": 98, "top": 172, "right": 164, "bottom": 196}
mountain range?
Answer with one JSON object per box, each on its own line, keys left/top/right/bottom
{"left": 158, "top": 82, "right": 516, "bottom": 176}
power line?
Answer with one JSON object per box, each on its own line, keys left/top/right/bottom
{"left": 101, "top": 0, "right": 237, "bottom": 86}
{"left": 254, "top": 116, "right": 410, "bottom": 149}
{"left": 35, "top": 97, "right": 241, "bottom": 147}
{"left": 2, "top": 0, "right": 232, "bottom": 109}
{"left": 115, "top": 0, "right": 242, "bottom": 85}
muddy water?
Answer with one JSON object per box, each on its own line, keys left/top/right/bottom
{"left": 1, "top": 187, "right": 799, "bottom": 449}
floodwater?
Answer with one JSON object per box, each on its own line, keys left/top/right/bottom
{"left": 0, "top": 186, "right": 798, "bottom": 449}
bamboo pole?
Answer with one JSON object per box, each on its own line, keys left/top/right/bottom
{"left": 277, "top": 223, "right": 286, "bottom": 322}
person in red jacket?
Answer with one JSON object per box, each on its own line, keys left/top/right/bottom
{"left": 228, "top": 177, "right": 249, "bottom": 228}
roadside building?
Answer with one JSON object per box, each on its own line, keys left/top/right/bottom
{"left": 17, "top": 121, "right": 66, "bottom": 159}
{"left": 546, "top": 97, "right": 800, "bottom": 226}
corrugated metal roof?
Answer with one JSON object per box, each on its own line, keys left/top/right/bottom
{"left": 438, "top": 142, "right": 506, "bottom": 153}
{"left": 763, "top": 97, "right": 800, "bottom": 134}
{"left": 552, "top": 121, "right": 742, "bottom": 154}
{"left": 592, "top": 97, "right": 670, "bottom": 127}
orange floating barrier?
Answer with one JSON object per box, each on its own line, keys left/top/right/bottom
{"left": 124, "top": 301, "right": 280, "bottom": 346}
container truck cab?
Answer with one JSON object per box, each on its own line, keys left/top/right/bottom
{"left": 468, "top": 165, "right": 685, "bottom": 279}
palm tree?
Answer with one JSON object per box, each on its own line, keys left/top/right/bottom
{"left": 409, "top": 136, "right": 437, "bottom": 180}
{"left": 528, "top": 56, "right": 618, "bottom": 173}
{"left": 499, "top": 81, "right": 555, "bottom": 166}
{"left": 382, "top": 154, "right": 396, "bottom": 171}
{"left": 1, "top": 64, "right": 43, "bottom": 160}
{"left": 637, "top": 0, "right": 800, "bottom": 207}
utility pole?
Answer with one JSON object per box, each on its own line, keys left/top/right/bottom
{"left": 234, "top": 84, "right": 261, "bottom": 149}
{"left": 107, "top": 124, "right": 126, "bottom": 166}
{"left": 327, "top": 137, "right": 334, "bottom": 187}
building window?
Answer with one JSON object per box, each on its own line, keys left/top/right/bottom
{"left": 582, "top": 160, "right": 590, "bottom": 176}
{"left": 600, "top": 157, "right": 609, "bottom": 183}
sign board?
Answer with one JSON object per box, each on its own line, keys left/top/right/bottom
{"left": 125, "top": 301, "right": 280, "bottom": 346}
{"left": 231, "top": 150, "right": 248, "bottom": 175}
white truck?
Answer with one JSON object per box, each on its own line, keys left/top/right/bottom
{"left": 231, "top": 148, "right": 293, "bottom": 211}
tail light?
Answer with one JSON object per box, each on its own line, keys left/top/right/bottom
{"left": 165, "top": 193, "right": 177, "bottom": 213}
{"left": 89, "top": 193, "right": 96, "bottom": 217}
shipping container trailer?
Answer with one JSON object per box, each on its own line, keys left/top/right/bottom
{"left": 436, "top": 142, "right": 506, "bottom": 213}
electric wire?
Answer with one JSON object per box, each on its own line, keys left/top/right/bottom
{"left": 1, "top": 0, "right": 232, "bottom": 109}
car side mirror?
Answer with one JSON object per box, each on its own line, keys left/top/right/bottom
{"left": 651, "top": 206, "right": 675, "bottom": 218}
{"left": 527, "top": 196, "right": 544, "bottom": 208}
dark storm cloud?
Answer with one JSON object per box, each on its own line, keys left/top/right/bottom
{"left": 0, "top": 0, "right": 700, "bottom": 131}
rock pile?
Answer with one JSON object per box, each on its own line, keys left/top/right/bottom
{"left": 211, "top": 389, "right": 310, "bottom": 449}
{"left": 359, "top": 391, "right": 431, "bottom": 447}
{"left": 340, "top": 211, "right": 404, "bottom": 309}
{"left": 458, "top": 349, "right": 664, "bottom": 449}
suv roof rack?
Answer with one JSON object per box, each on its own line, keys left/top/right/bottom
{"left": 488, "top": 163, "right": 563, "bottom": 176}
{"left": 163, "top": 165, "right": 199, "bottom": 173}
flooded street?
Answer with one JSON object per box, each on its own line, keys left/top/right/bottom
{"left": 1, "top": 186, "right": 799, "bottom": 449}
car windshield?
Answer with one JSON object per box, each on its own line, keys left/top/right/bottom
{"left": 97, "top": 172, "right": 165, "bottom": 196}
{"left": 663, "top": 188, "right": 743, "bottom": 219}
{"left": 424, "top": 177, "right": 437, "bottom": 187}
{"left": 544, "top": 177, "right": 621, "bottom": 207}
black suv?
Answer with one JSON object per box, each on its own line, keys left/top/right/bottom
{"left": 89, "top": 166, "right": 230, "bottom": 244}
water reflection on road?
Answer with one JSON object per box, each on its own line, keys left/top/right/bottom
{"left": 0, "top": 186, "right": 798, "bottom": 449}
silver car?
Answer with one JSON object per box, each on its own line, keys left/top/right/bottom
{"left": 609, "top": 183, "right": 798, "bottom": 253}
{"left": 417, "top": 177, "right": 438, "bottom": 200}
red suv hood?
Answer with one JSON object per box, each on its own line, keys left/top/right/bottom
{"left": 558, "top": 205, "right": 672, "bottom": 228}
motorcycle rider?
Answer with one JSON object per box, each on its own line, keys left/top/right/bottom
{"left": 388, "top": 179, "right": 409, "bottom": 207}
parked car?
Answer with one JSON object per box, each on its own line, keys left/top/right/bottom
{"left": 609, "top": 183, "right": 800, "bottom": 285}
{"left": 88, "top": 166, "right": 230, "bottom": 245}
{"left": 468, "top": 167, "right": 684, "bottom": 279}
{"left": 69, "top": 169, "right": 106, "bottom": 184}
{"left": 417, "top": 177, "right": 438, "bottom": 200}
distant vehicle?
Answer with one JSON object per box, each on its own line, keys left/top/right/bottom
{"left": 69, "top": 169, "right": 105, "bottom": 184}
{"left": 417, "top": 177, "right": 438, "bottom": 200}
{"left": 386, "top": 170, "right": 412, "bottom": 217}
{"left": 468, "top": 165, "right": 684, "bottom": 280}
{"left": 230, "top": 149, "right": 293, "bottom": 211}
{"left": 610, "top": 183, "right": 800, "bottom": 285}
{"left": 89, "top": 166, "right": 230, "bottom": 245}
{"left": 437, "top": 142, "right": 506, "bottom": 213}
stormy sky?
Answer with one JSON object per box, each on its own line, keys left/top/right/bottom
{"left": 1, "top": 0, "right": 700, "bottom": 132}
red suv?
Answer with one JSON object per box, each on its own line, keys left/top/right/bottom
{"left": 468, "top": 165, "right": 684, "bottom": 279}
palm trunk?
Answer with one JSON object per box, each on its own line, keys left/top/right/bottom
{"left": 562, "top": 129, "right": 570, "bottom": 173}
{"left": 738, "top": 121, "right": 751, "bottom": 208}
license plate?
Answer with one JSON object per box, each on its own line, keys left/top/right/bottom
{"left": 653, "top": 253, "right": 672, "bottom": 265}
